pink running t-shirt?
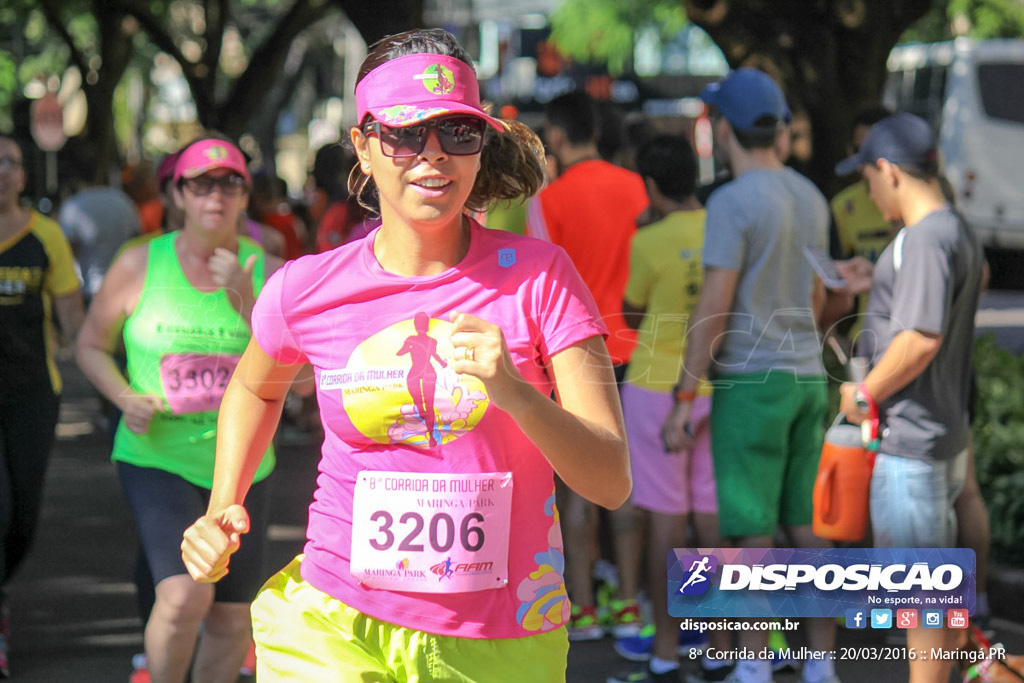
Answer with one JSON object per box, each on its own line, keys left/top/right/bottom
{"left": 252, "top": 219, "right": 606, "bottom": 639}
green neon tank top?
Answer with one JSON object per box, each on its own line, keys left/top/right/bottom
{"left": 112, "top": 232, "right": 275, "bottom": 487}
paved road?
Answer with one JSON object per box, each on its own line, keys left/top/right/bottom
{"left": 8, "top": 360, "right": 1024, "bottom": 682}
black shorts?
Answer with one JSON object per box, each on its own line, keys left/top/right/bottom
{"left": 117, "top": 461, "right": 271, "bottom": 603}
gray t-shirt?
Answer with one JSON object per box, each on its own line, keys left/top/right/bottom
{"left": 703, "top": 168, "right": 829, "bottom": 377}
{"left": 858, "top": 208, "right": 983, "bottom": 461}
{"left": 59, "top": 186, "right": 141, "bottom": 299}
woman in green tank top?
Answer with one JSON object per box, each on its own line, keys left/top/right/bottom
{"left": 76, "top": 137, "right": 286, "bottom": 683}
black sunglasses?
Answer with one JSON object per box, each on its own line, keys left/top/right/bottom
{"left": 181, "top": 174, "right": 248, "bottom": 197}
{"left": 363, "top": 115, "right": 486, "bottom": 158}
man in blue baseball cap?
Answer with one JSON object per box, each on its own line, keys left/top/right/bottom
{"left": 699, "top": 67, "right": 789, "bottom": 135}
{"left": 833, "top": 111, "right": 937, "bottom": 176}
{"left": 663, "top": 67, "right": 841, "bottom": 683}
{"left": 838, "top": 112, "right": 984, "bottom": 683}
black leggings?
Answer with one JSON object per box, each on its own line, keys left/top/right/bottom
{"left": 0, "top": 386, "right": 61, "bottom": 583}
{"left": 117, "top": 462, "right": 271, "bottom": 603}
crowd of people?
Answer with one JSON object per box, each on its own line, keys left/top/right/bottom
{"left": 0, "top": 25, "right": 993, "bottom": 683}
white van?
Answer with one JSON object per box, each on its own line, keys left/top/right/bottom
{"left": 884, "top": 38, "right": 1024, "bottom": 250}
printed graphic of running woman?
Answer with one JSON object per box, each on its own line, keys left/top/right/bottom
{"left": 397, "top": 312, "right": 448, "bottom": 447}
{"left": 679, "top": 556, "right": 711, "bottom": 593}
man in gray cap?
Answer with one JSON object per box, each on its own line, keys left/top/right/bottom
{"left": 837, "top": 112, "right": 984, "bottom": 683}
{"left": 662, "top": 68, "right": 839, "bottom": 683}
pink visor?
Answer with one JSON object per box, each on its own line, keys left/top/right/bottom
{"left": 355, "top": 53, "right": 504, "bottom": 131}
{"left": 173, "top": 139, "right": 251, "bottom": 185}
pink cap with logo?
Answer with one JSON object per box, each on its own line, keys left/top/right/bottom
{"left": 355, "top": 53, "right": 504, "bottom": 131}
{"left": 172, "top": 139, "right": 251, "bottom": 185}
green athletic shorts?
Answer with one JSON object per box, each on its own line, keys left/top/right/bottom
{"left": 709, "top": 372, "right": 827, "bottom": 538}
{"left": 251, "top": 556, "right": 569, "bottom": 682}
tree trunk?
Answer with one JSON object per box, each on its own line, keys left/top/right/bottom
{"left": 87, "top": 1, "right": 136, "bottom": 183}
{"left": 684, "top": 0, "right": 932, "bottom": 197}
{"left": 334, "top": 0, "right": 426, "bottom": 47}
{"left": 36, "top": 0, "right": 134, "bottom": 185}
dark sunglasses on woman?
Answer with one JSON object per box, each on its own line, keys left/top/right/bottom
{"left": 181, "top": 174, "right": 249, "bottom": 197}
{"left": 364, "top": 115, "right": 486, "bottom": 158}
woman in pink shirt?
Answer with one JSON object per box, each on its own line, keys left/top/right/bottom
{"left": 182, "top": 28, "right": 630, "bottom": 681}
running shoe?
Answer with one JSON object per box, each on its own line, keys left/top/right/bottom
{"left": 972, "top": 613, "right": 996, "bottom": 640}
{"left": 0, "top": 637, "right": 8, "bottom": 680}
{"left": 129, "top": 653, "right": 150, "bottom": 683}
{"left": 240, "top": 639, "right": 257, "bottom": 676}
{"left": 614, "top": 627, "right": 707, "bottom": 662}
{"left": 722, "top": 669, "right": 774, "bottom": 683}
{"left": 0, "top": 594, "right": 8, "bottom": 680}
{"left": 567, "top": 604, "right": 605, "bottom": 641}
{"left": 607, "top": 664, "right": 680, "bottom": 683}
{"left": 685, "top": 659, "right": 736, "bottom": 682}
{"left": 771, "top": 650, "right": 800, "bottom": 673}
{"left": 606, "top": 598, "right": 644, "bottom": 639}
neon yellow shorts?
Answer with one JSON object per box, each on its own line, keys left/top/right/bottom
{"left": 251, "top": 556, "right": 569, "bottom": 682}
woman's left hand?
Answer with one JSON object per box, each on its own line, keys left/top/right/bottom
{"left": 449, "top": 311, "right": 527, "bottom": 412}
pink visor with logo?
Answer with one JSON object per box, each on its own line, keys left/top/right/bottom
{"left": 355, "top": 53, "right": 504, "bottom": 131}
{"left": 173, "top": 139, "right": 251, "bottom": 185}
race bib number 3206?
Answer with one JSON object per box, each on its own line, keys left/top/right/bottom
{"left": 350, "top": 471, "right": 513, "bottom": 593}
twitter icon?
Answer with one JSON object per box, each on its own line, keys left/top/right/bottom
{"left": 870, "top": 609, "right": 893, "bottom": 629}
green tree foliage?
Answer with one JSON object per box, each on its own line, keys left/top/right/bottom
{"left": 904, "top": 0, "right": 1024, "bottom": 41}
{"left": 957, "top": 0, "right": 1024, "bottom": 38}
{"left": 2, "top": 0, "right": 423, "bottom": 183}
{"left": 547, "top": 0, "right": 1024, "bottom": 195}
{"left": 549, "top": 0, "right": 687, "bottom": 75}
{"left": 972, "top": 335, "right": 1024, "bottom": 564}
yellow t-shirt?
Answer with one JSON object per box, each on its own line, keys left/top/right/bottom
{"left": 831, "top": 182, "right": 896, "bottom": 340}
{"left": 831, "top": 182, "right": 893, "bottom": 262}
{"left": 623, "top": 210, "right": 710, "bottom": 394}
{"left": 483, "top": 200, "right": 527, "bottom": 235}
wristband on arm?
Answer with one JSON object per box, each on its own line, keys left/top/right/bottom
{"left": 672, "top": 385, "right": 696, "bottom": 404}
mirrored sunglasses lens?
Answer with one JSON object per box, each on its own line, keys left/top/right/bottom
{"left": 438, "top": 118, "right": 484, "bottom": 155}
{"left": 379, "top": 125, "right": 426, "bottom": 157}
{"left": 374, "top": 117, "right": 484, "bottom": 157}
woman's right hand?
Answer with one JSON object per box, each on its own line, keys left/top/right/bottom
{"left": 119, "top": 392, "right": 165, "bottom": 434}
{"left": 181, "top": 504, "right": 250, "bottom": 582}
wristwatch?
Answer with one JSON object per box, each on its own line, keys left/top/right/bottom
{"left": 854, "top": 383, "right": 873, "bottom": 413}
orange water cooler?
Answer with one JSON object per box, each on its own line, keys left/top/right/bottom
{"left": 813, "top": 417, "right": 876, "bottom": 542}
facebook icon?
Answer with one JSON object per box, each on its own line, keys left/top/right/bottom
{"left": 845, "top": 609, "right": 867, "bottom": 629}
